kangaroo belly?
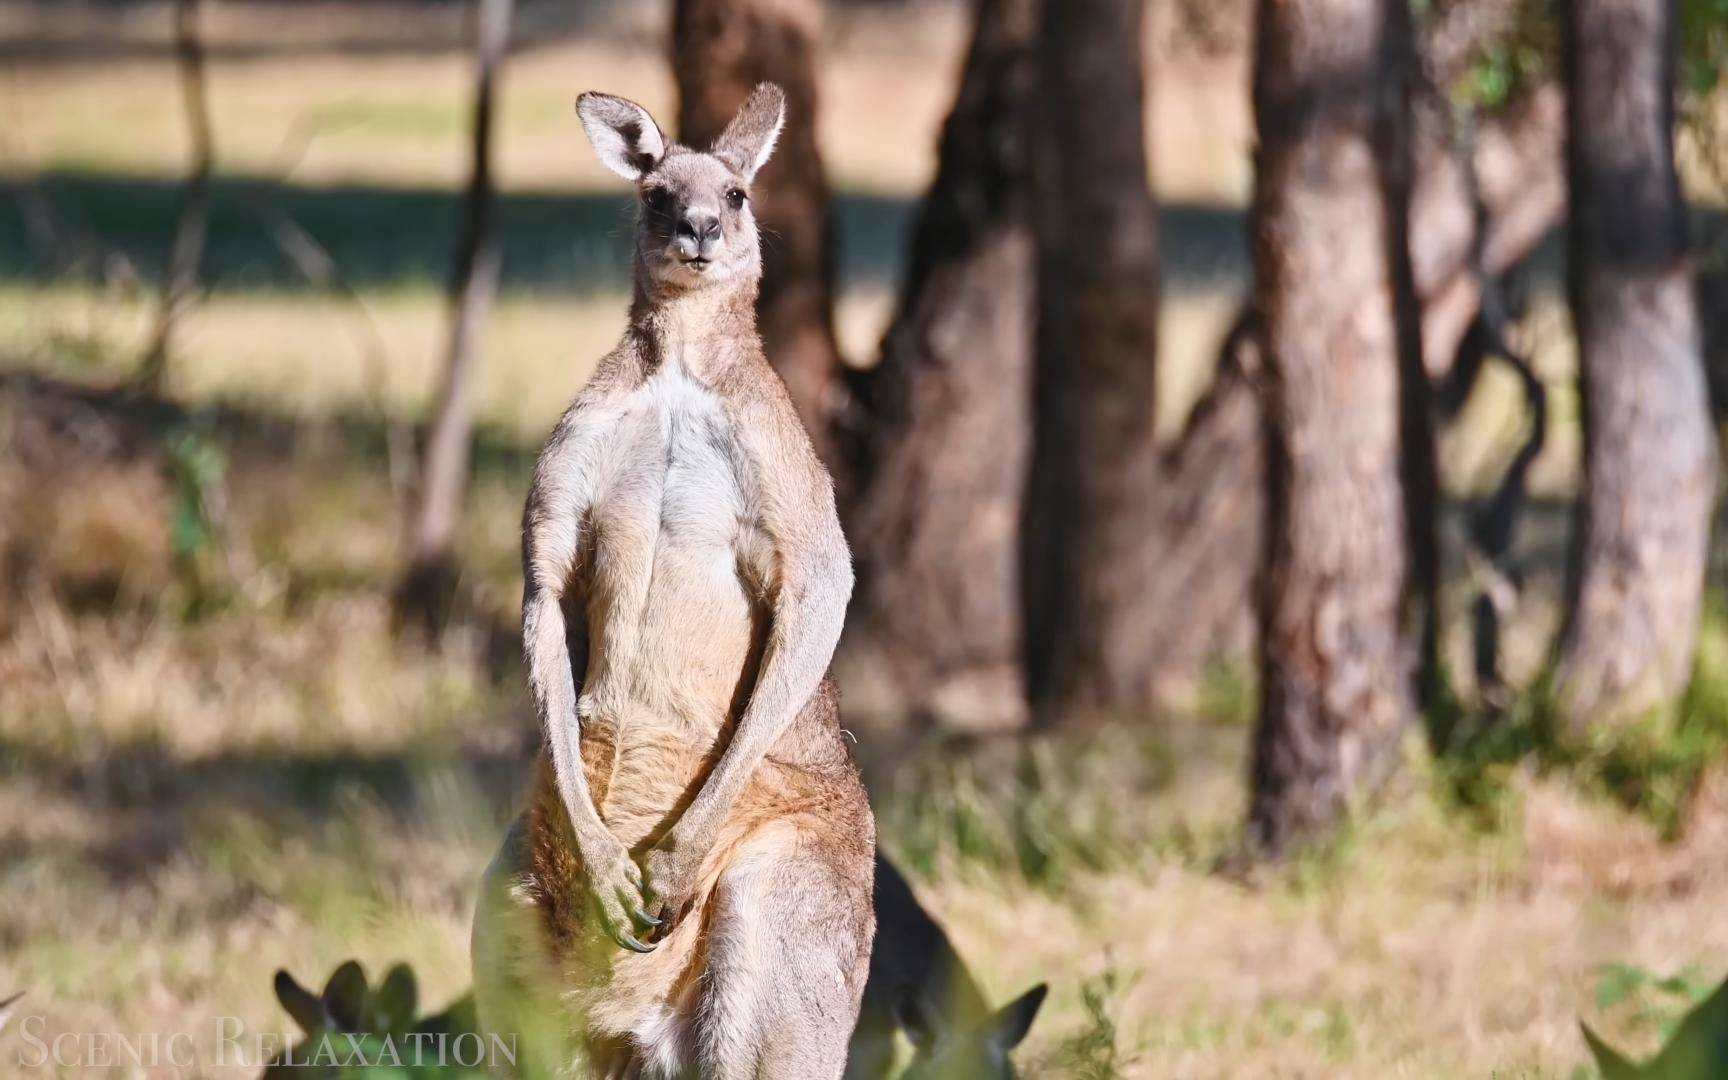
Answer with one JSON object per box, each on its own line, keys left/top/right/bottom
{"left": 575, "top": 366, "right": 773, "bottom": 846}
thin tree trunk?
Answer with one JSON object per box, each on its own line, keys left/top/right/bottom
{"left": 844, "top": 0, "right": 1037, "bottom": 733}
{"left": 397, "top": 0, "right": 512, "bottom": 631}
{"left": 1247, "top": 0, "right": 1425, "bottom": 854}
{"left": 673, "top": 0, "right": 845, "bottom": 474}
{"left": 135, "top": 0, "right": 214, "bottom": 393}
{"left": 1556, "top": 0, "right": 1716, "bottom": 729}
{"left": 1021, "top": 0, "right": 1164, "bottom": 727}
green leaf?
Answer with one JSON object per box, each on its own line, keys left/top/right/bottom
{"left": 1597, "top": 964, "right": 1648, "bottom": 1011}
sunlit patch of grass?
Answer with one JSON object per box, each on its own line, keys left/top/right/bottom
{"left": 307, "top": 100, "right": 466, "bottom": 140}
{"left": 1433, "top": 597, "right": 1728, "bottom": 838}
{"left": 874, "top": 722, "right": 1243, "bottom": 891}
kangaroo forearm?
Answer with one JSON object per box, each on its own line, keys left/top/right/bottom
{"left": 524, "top": 589, "right": 613, "bottom": 851}
{"left": 671, "top": 598, "right": 842, "bottom": 850}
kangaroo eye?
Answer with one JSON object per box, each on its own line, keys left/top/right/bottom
{"left": 725, "top": 188, "right": 747, "bottom": 210}
{"left": 642, "top": 187, "right": 674, "bottom": 216}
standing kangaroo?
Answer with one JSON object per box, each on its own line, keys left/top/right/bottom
{"left": 472, "top": 84, "right": 875, "bottom": 1079}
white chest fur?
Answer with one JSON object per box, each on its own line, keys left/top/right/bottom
{"left": 576, "top": 366, "right": 774, "bottom": 733}
{"left": 595, "top": 368, "right": 755, "bottom": 553}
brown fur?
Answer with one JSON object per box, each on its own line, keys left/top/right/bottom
{"left": 473, "top": 84, "right": 874, "bottom": 1079}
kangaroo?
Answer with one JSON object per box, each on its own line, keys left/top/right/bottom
{"left": 471, "top": 84, "right": 875, "bottom": 1079}
{"left": 846, "top": 853, "right": 1046, "bottom": 1079}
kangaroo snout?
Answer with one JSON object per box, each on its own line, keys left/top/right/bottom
{"left": 676, "top": 208, "right": 723, "bottom": 263}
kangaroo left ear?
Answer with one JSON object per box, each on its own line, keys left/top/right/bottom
{"left": 711, "top": 82, "right": 786, "bottom": 181}
{"left": 985, "top": 984, "right": 1048, "bottom": 1051}
{"left": 892, "top": 986, "right": 944, "bottom": 1051}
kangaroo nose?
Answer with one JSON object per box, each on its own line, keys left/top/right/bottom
{"left": 678, "top": 211, "right": 721, "bottom": 244}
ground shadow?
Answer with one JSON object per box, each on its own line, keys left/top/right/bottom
{"left": 4, "top": 170, "right": 1257, "bottom": 297}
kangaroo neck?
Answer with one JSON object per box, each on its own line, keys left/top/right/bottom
{"left": 628, "top": 275, "right": 760, "bottom": 382}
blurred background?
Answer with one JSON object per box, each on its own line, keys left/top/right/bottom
{"left": 4, "top": 0, "right": 1728, "bottom": 1074}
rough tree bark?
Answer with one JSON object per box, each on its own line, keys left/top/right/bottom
{"left": 1555, "top": 0, "right": 1716, "bottom": 729}
{"left": 673, "top": 0, "right": 845, "bottom": 473}
{"left": 1246, "top": 0, "right": 1426, "bottom": 853}
{"left": 1021, "top": 0, "right": 1165, "bottom": 727}
{"left": 844, "top": 0, "right": 1037, "bottom": 732}
{"left": 1129, "top": 82, "right": 1565, "bottom": 709}
{"left": 397, "top": 0, "right": 513, "bottom": 630}
{"left": 135, "top": 0, "right": 214, "bottom": 393}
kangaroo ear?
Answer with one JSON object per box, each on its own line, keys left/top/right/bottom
{"left": 711, "top": 82, "right": 785, "bottom": 181}
{"left": 893, "top": 987, "right": 944, "bottom": 1051}
{"left": 576, "top": 92, "right": 666, "bottom": 181}
{"left": 984, "top": 984, "right": 1047, "bottom": 1051}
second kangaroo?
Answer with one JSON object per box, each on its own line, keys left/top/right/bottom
{"left": 472, "top": 83, "right": 875, "bottom": 1079}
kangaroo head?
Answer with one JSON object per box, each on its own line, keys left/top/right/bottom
{"left": 577, "top": 84, "right": 785, "bottom": 297}
{"left": 895, "top": 982, "right": 1048, "bottom": 1080}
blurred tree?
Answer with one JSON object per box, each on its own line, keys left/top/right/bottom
{"left": 134, "top": 0, "right": 213, "bottom": 394}
{"left": 674, "top": 0, "right": 846, "bottom": 474}
{"left": 1020, "top": 0, "right": 1165, "bottom": 728}
{"left": 396, "top": 0, "right": 513, "bottom": 631}
{"left": 844, "top": 0, "right": 1037, "bottom": 732}
{"left": 1555, "top": 0, "right": 1717, "bottom": 728}
{"left": 1246, "top": 0, "right": 1427, "bottom": 852}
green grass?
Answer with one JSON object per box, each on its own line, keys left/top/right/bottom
{"left": 1434, "top": 600, "right": 1728, "bottom": 838}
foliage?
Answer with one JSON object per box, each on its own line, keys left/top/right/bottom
{"left": 165, "top": 425, "right": 227, "bottom": 565}
{"left": 1450, "top": 0, "right": 1557, "bottom": 110}
{"left": 1683, "top": 0, "right": 1728, "bottom": 100}
{"left": 1583, "top": 969, "right": 1728, "bottom": 1078}
{"left": 1594, "top": 963, "right": 1717, "bottom": 1038}
{"left": 1433, "top": 600, "right": 1728, "bottom": 837}
{"left": 1449, "top": 0, "right": 1728, "bottom": 111}
{"left": 1044, "top": 970, "right": 1134, "bottom": 1080}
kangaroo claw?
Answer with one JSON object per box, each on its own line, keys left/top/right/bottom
{"left": 617, "top": 932, "right": 656, "bottom": 954}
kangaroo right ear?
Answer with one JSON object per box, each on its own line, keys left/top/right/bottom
{"left": 576, "top": 92, "right": 666, "bottom": 181}
{"left": 710, "top": 82, "right": 785, "bottom": 181}
{"left": 984, "top": 983, "right": 1048, "bottom": 1051}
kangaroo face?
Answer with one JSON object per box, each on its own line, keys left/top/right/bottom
{"left": 576, "top": 84, "right": 785, "bottom": 295}
{"left": 635, "top": 151, "right": 760, "bottom": 290}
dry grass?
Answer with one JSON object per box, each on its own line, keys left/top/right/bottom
{"left": 3, "top": 387, "right": 1726, "bottom": 1078}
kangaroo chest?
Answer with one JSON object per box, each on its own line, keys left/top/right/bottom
{"left": 576, "top": 368, "right": 774, "bottom": 769}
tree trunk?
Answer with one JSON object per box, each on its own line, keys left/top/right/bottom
{"left": 673, "top": 0, "right": 845, "bottom": 474}
{"left": 1556, "top": 0, "right": 1716, "bottom": 729}
{"left": 1021, "top": 0, "right": 1165, "bottom": 727}
{"left": 843, "top": 0, "right": 1037, "bottom": 733}
{"left": 1246, "top": 0, "right": 1425, "bottom": 854}
{"left": 135, "top": 0, "right": 214, "bottom": 394}
{"left": 397, "top": 0, "right": 512, "bottom": 632}
{"left": 1129, "top": 83, "right": 1563, "bottom": 707}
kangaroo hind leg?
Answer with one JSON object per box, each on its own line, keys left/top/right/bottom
{"left": 697, "top": 827, "right": 874, "bottom": 1080}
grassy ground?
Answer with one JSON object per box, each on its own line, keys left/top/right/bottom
{"left": 3, "top": 3, "right": 1728, "bottom": 1077}
{"left": 6, "top": 403, "right": 1728, "bottom": 1076}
